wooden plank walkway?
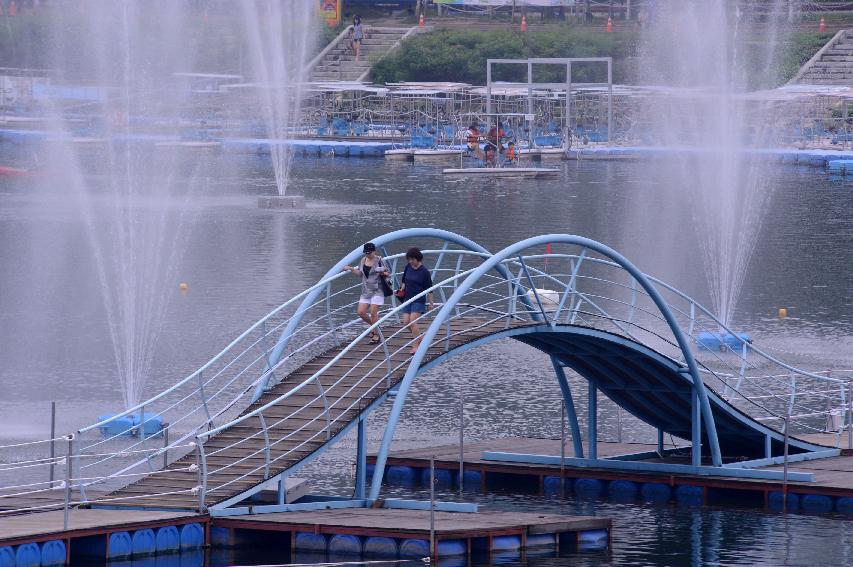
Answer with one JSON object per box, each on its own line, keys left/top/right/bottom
{"left": 105, "top": 317, "right": 529, "bottom": 509}
{"left": 0, "top": 509, "right": 202, "bottom": 546}
{"left": 371, "top": 436, "right": 853, "bottom": 498}
{"left": 214, "top": 507, "right": 609, "bottom": 543}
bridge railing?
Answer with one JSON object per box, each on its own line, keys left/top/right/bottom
{"left": 1, "top": 244, "right": 847, "bottom": 514}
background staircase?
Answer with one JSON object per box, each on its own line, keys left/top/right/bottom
{"left": 310, "top": 26, "right": 415, "bottom": 82}
{"left": 792, "top": 29, "right": 853, "bottom": 85}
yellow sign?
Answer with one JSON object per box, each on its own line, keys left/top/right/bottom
{"left": 319, "top": 0, "right": 341, "bottom": 27}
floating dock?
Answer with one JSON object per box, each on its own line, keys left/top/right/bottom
{"left": 211, "top": 507, "right": 610, "bottom": 559}
{"left": 368, "top": 436, "right": 853, "bottom": 514}
{"left": 442, "top": 167, "right": 560, "bottom": 178}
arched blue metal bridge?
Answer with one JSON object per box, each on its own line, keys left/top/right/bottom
{"left": 2, "top": 229, "right": 845, "bottom": 515}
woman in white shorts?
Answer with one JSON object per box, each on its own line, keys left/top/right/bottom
{"left": 343, "top": 242, "right": 390, "bottom": 344}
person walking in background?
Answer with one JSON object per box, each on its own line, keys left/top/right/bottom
{"left": 397, "top": 247, "right": 434, "bottom": 355}
{"left": 343, "top": 242, "right": 390, "bottom": 344}
{"left": 351, "top": 15, "right": 364, "bottom": 63}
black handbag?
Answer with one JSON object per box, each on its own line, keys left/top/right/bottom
{"left": 377, "top": 258, "right": 393, "bottom": 297}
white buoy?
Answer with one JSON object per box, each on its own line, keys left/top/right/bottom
{"left": 526, "top": 288, "right": 560, "bottom": 311}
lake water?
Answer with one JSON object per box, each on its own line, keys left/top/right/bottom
{"left": 1, "top": 154, "right": 852, "bottom": 565}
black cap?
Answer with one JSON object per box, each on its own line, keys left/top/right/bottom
{"left": 362, "top": 242, "right": 376, "bottom": 254}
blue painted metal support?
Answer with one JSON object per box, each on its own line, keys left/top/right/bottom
{"left": 657, "top": 429, "right": 664, "bottom": 454}
{"left": 354, "top": 416, "right": 367, "bottom": 499}
{"left": 278, "top": 476, "right": 287, "bottom": 505}
{"left": 588, "top": 381, "right": 598, "bottom": 460}
{"left": 765, "top": 434, "right": 772, "bottom": 459}
{"left": 480, "top": 452, "right": 816, "bottom": 482}
{"left": 369, "top": 233, "right": 725, "bottom": 502}
{"left": 692, "top": 388, "right": 701, "bottom": 467}
{"left": 551, "top": 357, "right": 584, "bottom": 458}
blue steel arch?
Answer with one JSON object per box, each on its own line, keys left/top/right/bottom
{"left": 369, "top": 234, "right": 725, "bottom": 501}
{"left": 255, "top": 228, "right": 530, "bottom": 402}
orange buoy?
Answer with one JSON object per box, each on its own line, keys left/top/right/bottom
{"left": 606, "top": 16, "right": 613, "bottom": 33}
{"left": 819, "top": 16, "right": 827, "bottom": 33}
{"left": 521, "top": 15, "right": 527, "bottom": 33}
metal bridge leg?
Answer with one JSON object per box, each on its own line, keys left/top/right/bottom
{"left": 278, "top": 476, "right": 287, "bottom": 505}
{"left": 550, "top": 357, "right": 584, "bottom": 458}
{"left": 692, "top": 390, "right": 702, "bottom": 467}
{"left": 354, "top": 416, "right": 367, "bottom": 500}
{"left": 657, "top": 429, "right": 664, "bottom": 455}
{"left": 588, "top": 382, "right": 597, "bottom": 461}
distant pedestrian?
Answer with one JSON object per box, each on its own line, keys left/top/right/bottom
{"left": 398, "top": 247, "right": 434, "bottom": 355}
{"left": 351, "top": 15, "right": 364, "bottom": 63}
{"left": 504, "top": 141, "right": 517, "bottom": 165}
{"left": 343, "top": 242, "right": 391, "bottom": 344}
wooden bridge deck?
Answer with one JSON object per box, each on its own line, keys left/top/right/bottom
{"left": 105, "top": 316, "right": 526, "bottom": 510}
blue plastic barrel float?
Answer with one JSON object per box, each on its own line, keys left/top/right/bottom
{"left": 801, "top": 494, "right": 833, "bottom": 513}
{"left": 640, "top": 482, "right": 672, "bottom": 502}
{"left": 574, "top": 478, "right": 603, "bottom": 498}
{"left": 543, "top": 475, "right": 565, "bottom": 495}
{"left": 179, "top": 523, "right": 204, "bottom": 550}
{"left": 491, "top": 535, "right": 521, "bottom": 552}
{"left": 15, "top": 543, "right": 41, "bottom": 567}
{"left": 294, "top": 532, "right": 327, "bottom": 553}
{"left": 837, "top": 497, "right": 853, "bottom": 514}
{"left": 437, "top": 540, "right": 467, "bottom": 556}
{"left": 386, "top": 465, "right": 416, "bottom": 487}
{"left": 420, "top": 467, "right": 452, "bottom": 488}
{"left": 40, "top": 540, "right": 67, "bottom": 566}
{"left": 608, "top": 480, "right": 638, "bottom": 501}
{"left": 363, "top": 536, "right": 398, "bottom": 557}
{"left": 328, "top": 534, "right": 362, "bottom": 556}
{"left": 156, "top": 526, "right": 181, "bottom": 553}
{"left": 399, "top": 538, "right": 429, "bottom": 559}
{"left": 578, "top": 529, "right": 609, "bottom": 551}
{"left": 132, "top": 529, "right": 156, "bottom": 556}
{"left": 675, "top": 485, "right": 704, "bottom": 506}
{"left": 526, "top": 533, "right": 555, "bottom": 548}
{"left": 0, "top": 547, "right": 14, "bottom": 567}
{"left": 210, "top": 526, "right": 232, "bottom": 548}
{"left": 768, "top": 491, "right": 799, "bottom": 511}
{"left": 454, "top": 469, "right": 481, "bottom": 490}
{"left": 108, "top": 532, "right": 133, "bottom": 560}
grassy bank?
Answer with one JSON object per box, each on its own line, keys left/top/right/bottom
{"left": 372, "top": 27, "right": 835, "bottom": 87}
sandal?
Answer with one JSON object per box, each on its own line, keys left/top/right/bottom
{"left": 410, "top": 346, "right": 418, "bottom": 355}
{"left": 369, "top": 332, "right": 380, "bottom": 344}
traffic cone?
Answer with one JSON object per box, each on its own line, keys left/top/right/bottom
{"left": 606, "top": 16, "right": 613, "bottom": 33}
{"left": 521, "top": 15, "right": 527, "bottom": 33}
{"left": 819, "top": 16, "right": 826, "bottom": 33}
{"left": 418, "top": 13, "right": 424, "bottom": 28}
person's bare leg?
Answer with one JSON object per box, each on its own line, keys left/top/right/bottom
{"left": 370, "top": 304, "right": 381, "bottom": 338}
{"left": 409, "top": 312, "right": 422, "bottom": 350}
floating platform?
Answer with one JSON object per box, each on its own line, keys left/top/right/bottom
{"left": 211, "top": 507, "right": 610, "bottom": 559}
{"left": 442, "top": 167, "right": 560, "bottom": 178}
{"left": 369, "top": 436, "right": 853, "bottom": 513}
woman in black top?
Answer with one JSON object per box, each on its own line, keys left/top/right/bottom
{"left": 398, "top": 247, "right": 434, "bottom": 355}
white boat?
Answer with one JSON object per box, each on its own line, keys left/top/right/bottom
{"left": 384, "top": 148, "right": 414, "bottom": 161}
{"left": 540, "top": 147, "right": 568, "bottom": 159}
{"left": 413, "top": 148, "right": 463, "bottom": 161}
{"left": 154, "top": 140, "right": 221, "bottom": 149}
{"left": 442, "top": 167, "right": 559, "bottom": 178}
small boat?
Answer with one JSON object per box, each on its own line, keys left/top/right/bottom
{"left": 384, "top": 148, "right": 414, "bottom": 161}
{"left": 413, "top": 148, "right": 463, "bottom": 161}
{"left": 0, "top": 165, "right": 35, "bottom": 176}
{"left": 442, "top": 167, "right": 559, "bottom": 178}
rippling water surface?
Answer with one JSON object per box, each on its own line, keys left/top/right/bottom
{"left": 1, "top": 154, "right": 852, "bottom": 566}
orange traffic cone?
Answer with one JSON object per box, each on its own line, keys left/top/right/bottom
{"left": 819, "top": 16, "right": 827, "bottom": 33}
{"left": 521, "top": 15, "right": 527, "bottom": 32}
{"left": 418, "top": 13, "right": 424, "bottom": 28}
{"left": 606, "top": 16, "right": 613, "bottom": 33}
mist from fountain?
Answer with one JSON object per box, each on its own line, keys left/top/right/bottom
{"left": 241, "top": 1, "right": 316, "bottom": 197}
{"left": 640, "top": 1, "right": 789, "bottom": 327}
{"left": 36, "top": 1, "right": 314, "bottom": 409}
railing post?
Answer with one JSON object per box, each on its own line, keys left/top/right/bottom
{"left": 163, "top": 427, "right": 169, "bottom": 470}
{"left": 560, "top": 399, "right": 566, "bottom": 498}
{"left": 848, "top": 380, "right": 852, "bottom": 451}
{"left": 259, "top": 412, "right": 271, "bottom": 479}
{"left": 429, "top": 455, "right": 436, "bottom": 560}
{"left": 63, "top": 434, "right": 72, "bottom": 531}
{"left": 195, "top": 440, "right": 207, "bottom": 513}
{"left": 198, "top": 371, "right": 212, "bottom": 426}
{"left": 139, "top": 404, "right": 146, "bottom": 443}
{"left": 458, "top": 396, "right": 464, "bottom": 496}
{"left": 50, "top": 401, "right": 56, "bottom": 485}
{"left": 782, "top": 414, "right": 790, "bottom": 513}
